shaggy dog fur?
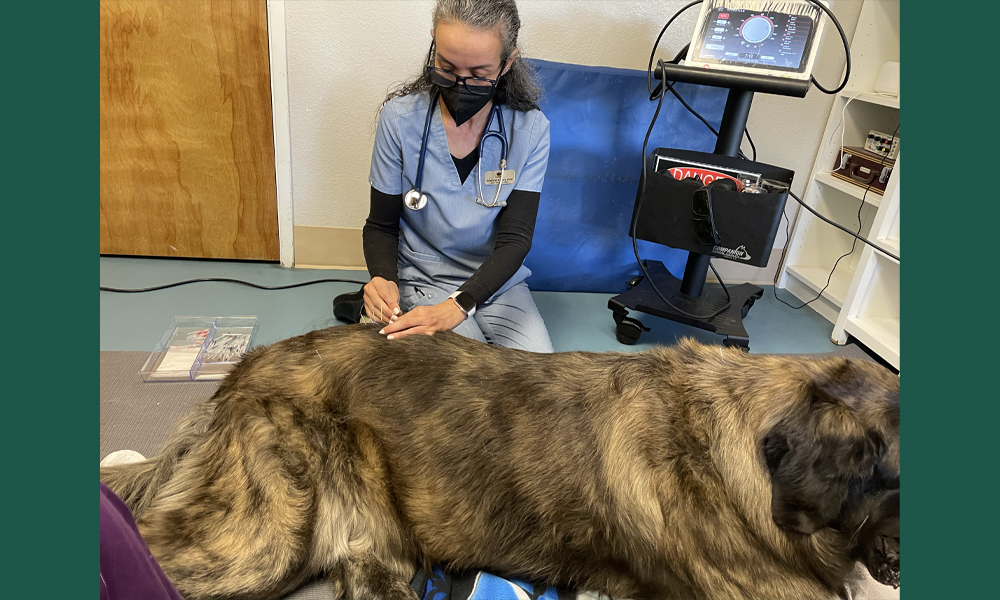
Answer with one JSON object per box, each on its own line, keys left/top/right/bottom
{"left": 101, "top": 325, "right": 900, "bottom": 600}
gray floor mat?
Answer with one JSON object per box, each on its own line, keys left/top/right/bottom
{"left": 100, "top": 351, "right": 221, "bottom": 460}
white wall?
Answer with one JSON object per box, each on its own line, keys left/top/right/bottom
{"left": 282, "top": 0, "right": 864, "bottom": 266}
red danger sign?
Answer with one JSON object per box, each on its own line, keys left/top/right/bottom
{"left": 667, "top": 167, "right": 744, "bottom": 190}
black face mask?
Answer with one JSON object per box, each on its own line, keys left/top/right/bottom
{"left": 437, "top": 83, "right": 497, "bottom": 127}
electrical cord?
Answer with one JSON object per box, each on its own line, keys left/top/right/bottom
{"left": 100, "top": 277, "right": 368, "bottom": 294}
{"left": 647, "top": 38, "right": 720, "bottom": 134}
{"left": 651, "top": 78, "right": 717, "bottom": 134}
{"left": 647, "top": 1, "right": 851, "bottom": 97}
{"left": 774, "top": 124, "right": 900, "bottom": 309}
{"left": 837, "top": 93, "right": 864, "bottom": 161}
{"left": 646, "top": 2, "right": 703, "bottom": 97}
{"left": 787, "top": 190, "right": 900, "bottom": 262}
{"left": 804, "top": 0, "right": 852, "bottom": 94}
{"left": 633, "top": 63, "right": 733, "bottom": 321}
{"left": 774, "top": 190, "right": 867, "bottom": 310}
{"left": 648, "top": 50, "right": 755, "bottom": 161}
{"left": 644, "top": 3, "right": 751, "bottom": 158}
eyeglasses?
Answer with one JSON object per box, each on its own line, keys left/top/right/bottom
{"left": 427, "top": 66, "right": 499, "bottom": 96}
{"left": 692, "top": 183, "right": 725, "bottom": 246}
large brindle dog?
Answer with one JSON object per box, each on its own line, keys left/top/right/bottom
{"left": 101, "top": 325, "right": 900, "bottom": 600}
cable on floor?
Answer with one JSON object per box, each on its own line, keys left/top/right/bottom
{"left": 100, "top": 277, "right": 368, "bottom": 294}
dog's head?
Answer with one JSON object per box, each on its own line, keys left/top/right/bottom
{"left": 761, "top": 358, "right": 899, "bottom": 587}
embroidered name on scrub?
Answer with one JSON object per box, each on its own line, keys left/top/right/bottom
{"left": 484, "top": 169, "right": 516, "bottom": 185}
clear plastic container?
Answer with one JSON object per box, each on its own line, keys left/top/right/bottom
{"left": 139, "top": 316, "right": 259, "bottom": 382}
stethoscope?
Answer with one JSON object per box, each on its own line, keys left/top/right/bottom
{"left": 404, "top": 89, "right": 509, "bottom": 210}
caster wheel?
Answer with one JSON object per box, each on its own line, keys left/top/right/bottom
{"left": 723, "top": 338, "right": 751, "bottom": 352}
{"left": 615, "top": 317, "right": 646, "bottom": 345}
{"left": 741, "top": 298, "right": 756, "bottom": 319}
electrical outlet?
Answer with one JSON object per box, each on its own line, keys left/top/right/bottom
{"left": 863, "top": 130, "right": 899, "bottom": 160}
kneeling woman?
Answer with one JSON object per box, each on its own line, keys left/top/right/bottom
{"left": 362, "top": 0, "right": 553, "bottom": 353}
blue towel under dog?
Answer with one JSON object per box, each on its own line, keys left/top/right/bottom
{"left": 411, "top": 567, "right": 591, "bottom": 600}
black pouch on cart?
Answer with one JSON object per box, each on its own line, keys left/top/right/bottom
{"left": 631, "top": 148, "right": 793, "bottom": 268}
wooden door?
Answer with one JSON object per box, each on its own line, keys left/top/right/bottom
{"left": 100, "top": 0, "right": 279, "bottom": 260}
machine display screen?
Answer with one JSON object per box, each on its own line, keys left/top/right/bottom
{"left": 694, "top": 7, "right": 815, "bottom": 73}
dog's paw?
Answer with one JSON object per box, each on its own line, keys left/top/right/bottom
{"left": 100, "top": 450, "right": 146, "bottom": 467}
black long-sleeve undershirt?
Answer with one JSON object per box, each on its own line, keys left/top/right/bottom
{"left": 361, "top": 185, "right": 540, "bottom": 307}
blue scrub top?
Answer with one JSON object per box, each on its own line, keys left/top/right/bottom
{"left": 369, "top": 90, "right": 550, "bottom": 300}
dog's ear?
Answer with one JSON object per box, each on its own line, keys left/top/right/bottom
{"left": 763, "top": 383, "right": 878, "bottom": 535}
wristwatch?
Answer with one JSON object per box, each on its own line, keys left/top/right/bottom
{"left": 448, "top": 291, "right": 476, "bottom": 318}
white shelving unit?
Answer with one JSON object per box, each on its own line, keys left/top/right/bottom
{"left": 777, "top": 0, "right": 900, "bottom": 369}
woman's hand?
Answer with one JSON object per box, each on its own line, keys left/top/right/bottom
{"left": 363, "top": 277, "right": 401, "bottom": 324}
{"left": 379, "top": 299, "right": 467, "bottom": 340}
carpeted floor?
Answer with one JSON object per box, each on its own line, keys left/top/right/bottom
{"left": 100, "top": 351, "right": 220, "bottom": 460}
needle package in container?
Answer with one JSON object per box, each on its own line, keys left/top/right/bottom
{"left": 140, "top": 316, "right": 259, "bottom": 382}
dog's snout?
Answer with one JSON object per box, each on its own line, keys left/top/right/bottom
{"left": 874, "top": 461, "right": 900, "bottom": 491}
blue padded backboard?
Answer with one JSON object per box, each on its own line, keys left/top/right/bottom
{"left": 522, "top": 58, "right": 729, "bottom": 293}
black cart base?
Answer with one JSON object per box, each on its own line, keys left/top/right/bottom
{"left": 607, "top": 63, "right": 806, "bottom": 352}
{"left": 608, "top": 260, "right": 762, "bottom": 350}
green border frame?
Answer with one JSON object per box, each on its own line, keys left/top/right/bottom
{"left": 10, "top": 1, "right": 92, "bottom": 596}
{"left": 903, "top": 1, "right": 989, "bottom": 598}
{"left": 11, "top": 1, "right": 982, "bottom": 598}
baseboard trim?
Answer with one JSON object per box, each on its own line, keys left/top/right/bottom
{"left": 706, "top": 247, "right": 784, "bottom": 285}
{"left": 293, "top": 225, "right": 785, "bottom": 285}
{"left": 293, "top": 226, "right": 367, "bottom": 270}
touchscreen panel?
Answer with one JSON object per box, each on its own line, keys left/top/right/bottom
{"left": 695, "top": 8, "right": 815, "bottom": 73}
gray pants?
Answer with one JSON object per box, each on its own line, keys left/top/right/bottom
{"left": 399, "top": 280, "right": 554, "bottom": 353}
